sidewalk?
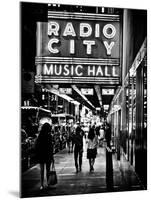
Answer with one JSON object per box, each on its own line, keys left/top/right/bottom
{"left": 21, "top": 140, "right": 145, "bottom": 198}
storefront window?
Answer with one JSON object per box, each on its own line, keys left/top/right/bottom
{"left": 123, "top": 77, "right": 129, "bottom": 156}
{"left": 143, "top": 57, "right": 147, "bottom": 150}
{"left": 124, "top": 69, "right": 136, "bottom": 165}
{"left": 132, "top": 73, "right": 136, "bottom": 131}
{"left": 128, "top": 76, "right": 133, "bottom": 136}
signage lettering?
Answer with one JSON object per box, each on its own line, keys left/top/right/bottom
{"left": 59, "top": 88, "right": 72, "bottom": 94}
{"left": 48, "top": 21, "right": 116, "bottom": 38}
{"left": 48, "top": 38, "right": 59, "bottom": 53}
{"left": 103, "top": 24, "right": 116, "bottom": 39}
{"left": 80, "top": 23, "right": 92, "bottom": 37}
{"left": 81, "top": 88, "right": 94, "bottom": 95}
{"left": 83, "top": 40, "right": 95, "bottom": 54}
{"left": 63, "top": 22, "right": 76, "bottom": 36}
{"left": 102, "top": 89, "right": 115, "bottom": 95}
{"left": 47, "top": 21, "right": 116, "bottom": 55}
{"left": 47, "top": 21, "right": 60, "bottom": 36}
{"left": 103, "top": 41, "right": 115, "bottom": 55}
{"left": 42, "top": 64, "right": 119, "bottom": 77}
{"left": 36, "top": 13, "right": 121, "bottom": 84}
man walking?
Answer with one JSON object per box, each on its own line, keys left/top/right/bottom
{"left": 72, "top": 125, "right": 84, "bottom": 172}
{"left": 105, "top": 122, "right": 111, "bottom": 148}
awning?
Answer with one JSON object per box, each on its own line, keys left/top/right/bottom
{"left": 21, "top": 106, "right": 52, "bottom": 114}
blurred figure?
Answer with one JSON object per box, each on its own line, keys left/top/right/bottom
{"left": 35, "top": 123, "right": 54, "bottom": 190}
{"left": 99, "top": 125, "right": 105, "bottom": 147}
{"left": 72, "top": 125, "right": 84, "bottom": 172}
{"left": 21, "top": 128, "right": 28, "bottom": 142}
{"left": 95, "top": 125, "right": 100, "bottom": 137}
{"left": 105, "top": 123, "right": 111, "bottom": 148}
{"left": 66, "top": 125, "right": 73, "bottom": 153}
{"left": 21, "top": 128, "right": 30, "bottom": 170}
{"left": 87, "top": 128, "right": 98, "bottom": 172}
{"left": 83, "top": 124, "right": 89, "bottom": 139}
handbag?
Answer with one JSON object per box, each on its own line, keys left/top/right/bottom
{"left": 47, "top": 161, "right": 58, "bottom": 186}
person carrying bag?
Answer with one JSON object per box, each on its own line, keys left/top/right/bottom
{"left": 34, "top": 123, "right": 54, "bottom": 190}
{"left": 47, "top": 160, "right": 58, "bottom": 186}
{"left": 87, "top": 127, "right": 98, "bottom": 172}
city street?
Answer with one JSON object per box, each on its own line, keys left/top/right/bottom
{"left": 21, "top": 140, "right": 144, "bottom": 198}
{"left": 20, "top": 3, "right": 147, "bottom": 198}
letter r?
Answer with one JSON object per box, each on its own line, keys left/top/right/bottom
{"left": 48, "top": 21, "right": 60, "bottom": 36}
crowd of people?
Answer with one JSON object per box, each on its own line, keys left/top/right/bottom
{"left": 34, "top": 121, "right": 111, "bottom": 190}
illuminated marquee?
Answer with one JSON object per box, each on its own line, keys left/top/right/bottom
{"left": 38, "top": 64, "right": 119, "bottom": 77}
{"left": 35, "top": 11, "right": 121, "bottom": 84}
{"left": 47, "top": 22, "right": 116, "bottom": 55}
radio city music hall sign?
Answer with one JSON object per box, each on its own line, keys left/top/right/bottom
{"left": 35, "top": 11, "right": 121, "bottom": 84}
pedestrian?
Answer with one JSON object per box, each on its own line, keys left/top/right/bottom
{"left": 87, "top": 128, "right": 98, "bottom": 172}
{"left": 95, "top": 125, "right": 100, "bottom": 137}
{"left": 35, "top": 123, "right": 54, "bottom": 190}
{"left": 72, "top": 125, "right": 84, "bottom": 173}
{"left": 66, "top": 125, "right": 73, "bottom": 153}
{"left": 105, "top": 122, "right": 111, "bottom": 148}
{"left": 99, "top": 125, "right": 105, "bottom": 147}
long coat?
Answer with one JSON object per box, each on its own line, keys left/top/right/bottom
{"left": 35, "top": 133, "right": 53, "bottom": 163}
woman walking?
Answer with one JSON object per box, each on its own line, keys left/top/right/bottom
{"left": 87, "top": 127, "right": 98, "bottom": 172}
{"left": 35, "top": 123, "right": 54, "bottom": 190}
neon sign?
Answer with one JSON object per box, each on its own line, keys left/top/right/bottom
{"left": 47, "top": 22, "right": 116, "bottom": 56}
{"left": 35, "top": 11, "right": 121, "bottom": 84}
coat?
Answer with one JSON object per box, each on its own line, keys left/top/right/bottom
{"left": 35, "top": 133, "right": 53, "bottom": 163}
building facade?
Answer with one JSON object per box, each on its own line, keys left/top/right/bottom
{"left": 108, "top": 9, "right": 147, "bottom": 187}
